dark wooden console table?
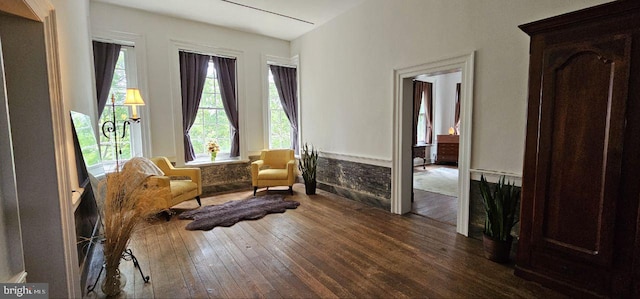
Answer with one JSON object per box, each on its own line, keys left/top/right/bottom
{"left": 412, "top": 143, "right": 431, "bottom": 169}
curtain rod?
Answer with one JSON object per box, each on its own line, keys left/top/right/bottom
{"left": 267, "top": 61, "right": 297, "bottom": 68}
{"left": 179, "top": 49, "right": 237, "bottom": 60}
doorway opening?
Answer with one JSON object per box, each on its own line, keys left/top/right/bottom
{"left": 411, "top": 71, "right": 461, "bottom": 225}
{"left": 392, "top": 52, "right": 474, "bottom": 236}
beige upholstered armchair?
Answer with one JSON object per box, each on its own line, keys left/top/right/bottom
{"left": 251, "top": 149, "right": 296, "bottom": 196}
{"left": 148, "top": 157, "right": 202, "bottom": 210}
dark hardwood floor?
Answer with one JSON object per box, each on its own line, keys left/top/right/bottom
{"left": 84, "top": 184, "right": 565, "bottom": 299}
{"left": 412, "top": 165, "right": 458, "bottom": 226}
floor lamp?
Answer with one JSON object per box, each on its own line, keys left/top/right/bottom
{"left": 88, "top": 88, "right": 148, "bottom": 294}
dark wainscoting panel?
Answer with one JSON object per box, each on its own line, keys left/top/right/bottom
{"left": 316, "top": 157, "right": 391, "bottom": 210}
{"left": 200, "top": 161, "right": 252, "bottom": 196}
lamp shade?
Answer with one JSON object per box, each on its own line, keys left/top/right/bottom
{"left": 124, "top": 88, "right": 145, "bottom": 120}
{"left": 124, "top": 88, "right": 145, "bottom": 106}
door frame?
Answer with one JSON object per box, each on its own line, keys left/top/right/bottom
{"left": 391, "top": 52, "right": 475, "bottom": 236}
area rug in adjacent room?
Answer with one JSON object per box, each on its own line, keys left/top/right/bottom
{"left": 178, "top": 194, "right": 300, "bottom": 231}
{"left": 413, "top": 167, "right": 458, "bottom": 197}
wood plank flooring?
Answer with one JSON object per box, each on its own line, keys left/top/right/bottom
{"left": 84, "top": 184, "right": 565, "bottom": 299}
{"left": 412, "top": 165, "right": 458, "bottom": 225}
{"left": 412, "top": 189, "right": 457, "bottom": 225}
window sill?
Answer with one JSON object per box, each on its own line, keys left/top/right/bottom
{"left": 187, "top": 156, "right": 249, "bottom": 167}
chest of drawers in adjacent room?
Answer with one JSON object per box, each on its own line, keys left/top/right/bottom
{"left": 436, "top": 135, "right": 458, "bottom": 164}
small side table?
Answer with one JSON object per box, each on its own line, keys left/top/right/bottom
{"left": 412, "top": 143, "right": 431, "bottom": 169}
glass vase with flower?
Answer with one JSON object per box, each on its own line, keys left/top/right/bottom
{"left": 207, "top": 140, "right": 220, "bottom": 161}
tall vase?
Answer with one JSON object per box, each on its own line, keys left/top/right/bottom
{"left": 101, "top": 264, "right": 127, "bottom": 297}
{"left": 210, "top": 151, "right": 217, "bottom": 161}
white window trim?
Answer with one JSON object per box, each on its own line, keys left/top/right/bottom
{"left": 261, "top": 54, "right": 300, "bottom": 155}
{"left": 169, "top": 39, "right": 245, "bottom": 166}
{"left": 93, "top": 29, "right": 152, "bottom": 159}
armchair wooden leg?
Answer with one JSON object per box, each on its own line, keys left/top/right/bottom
{"left": 253, "top": 187, "right": 257, "bottom": 196}
{"left": 288, "top": 186, "right": 293, "bottom": 195}
{"left": 195, "top": 196, "right": 201, "bottom": 206}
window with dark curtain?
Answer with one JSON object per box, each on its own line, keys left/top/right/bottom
{"left": 269, "top": 65, "right": 299, "bottom": 154}
{"left": 413, "top": 81, "right": 433, "bottom": 144}
{"left": 179, "top": 51, "right": 210, "bottom": 162}
{"left": 212, "top": 56, "right": 240, "bottom": 157}
{"left": 92, "top": 41, "right": 121, "bottom": 115}
{"left": 455, "top": 83, "right": 461, "bottom": 134}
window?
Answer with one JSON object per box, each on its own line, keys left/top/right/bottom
{"left": 189, "top": 58, "right": 232, "bottom": 158}
{"left": 99, "top": 46, "right": 142, "bottom": 167}
{"left": 268, "top": 68, "right": 293, "bottom": 149}
{"left": 417, "top": 95, "right": 427, "bottom": 144}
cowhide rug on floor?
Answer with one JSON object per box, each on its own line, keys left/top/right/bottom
{"left": 178, "top": 194, "right": 300, "bottom": 231}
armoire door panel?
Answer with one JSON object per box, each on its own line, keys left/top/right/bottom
{"left": 518, "top": 2, "right": 640, "bottom": 297}
{"left": 531, "top": 36, "right": 630, "bottom": 268}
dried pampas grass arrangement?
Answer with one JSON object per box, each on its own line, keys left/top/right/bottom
{"left": 98, "top": 160, "right": 165, "bottom": 296}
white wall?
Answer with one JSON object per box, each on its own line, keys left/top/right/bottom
{"left": 292, "top": 0, "right": 612, "bottom": 174}
{"left": 90, "top": 2, "right": 290, "bottom": 162}
{"left": 432, "top": 72, "right": 460, "bottom": 137}
{"left": 51, "top": 0, "right": 96, "bottom": 194}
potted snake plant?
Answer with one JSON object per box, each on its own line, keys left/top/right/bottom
{"left": 479, "top": 174, "right": 520, "bottom": 263}
{"left": 298, "top": 143, "right": 318, "bottom": 195}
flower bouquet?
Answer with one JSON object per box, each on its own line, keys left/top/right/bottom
{"left": 207, "top": 140, "right": 220, "bottom": 161}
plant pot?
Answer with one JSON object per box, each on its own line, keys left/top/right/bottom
{"left": 482, "top": 234, "right": 513, "bottom": 263}
{"left": 305, "top": 180, "right": 316, "bottom": 195}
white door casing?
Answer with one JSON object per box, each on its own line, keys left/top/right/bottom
{"left": 392, "top": 52, "right": 475, "bottom": 236}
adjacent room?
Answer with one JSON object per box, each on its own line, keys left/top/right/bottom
{"left": 411, "top": 70, "right": 461, "bottom": 225}
{"left": 1, "top": 0, "right": 638, "bottom": 298}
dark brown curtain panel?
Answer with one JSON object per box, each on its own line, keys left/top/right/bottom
{"left": 92, "top": 41, "right": 121, "bottom": 115}
{"left": 413, "top": 81, "right": 425, "bottom": 145}
{"left": 179, "top": 51, "right": 210, "bottom": 162}
{"left": 212, "top": 56, "right": 240, "bottom": 157}
{"left": 455, "top": 83, "right": 461, "bottom": 134}
{"left": 269, "top": 65, "right": 299, "bottom": 154}
{"left": 413, "top": 81, "right": 433, "bottom": 144}
{"left": 424, "top": 82, "right": 433, "bottom": 144}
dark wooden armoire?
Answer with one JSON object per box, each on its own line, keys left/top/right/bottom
{"left": 516, "top": 1, "right": 640, "bottom": 298}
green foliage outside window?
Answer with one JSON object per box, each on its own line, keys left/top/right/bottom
{"left": 73, "top": 113, "right": 101, "bottom": 167}
{"left": 268, "top": 69, "right": 292, "bottom": 149}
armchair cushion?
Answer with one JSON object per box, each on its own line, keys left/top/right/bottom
{"left": 258, "top": 169, "right": 289, "bottom": 180}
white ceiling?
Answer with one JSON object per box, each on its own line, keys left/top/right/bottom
{"left": 92, "top": 0, "right": 365, "bottom": 41}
